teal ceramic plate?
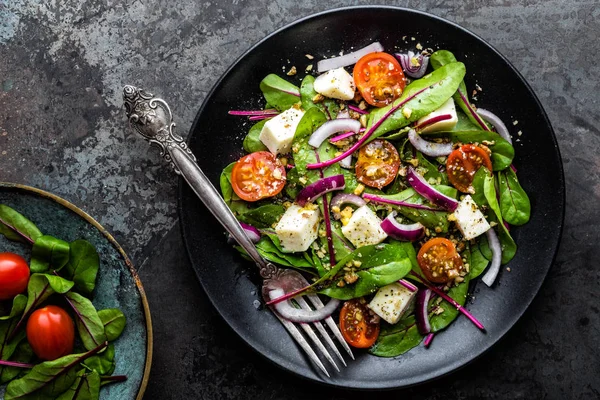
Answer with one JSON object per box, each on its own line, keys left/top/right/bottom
{"left": 0, "top": 183, "right": 152, "bottom": 399}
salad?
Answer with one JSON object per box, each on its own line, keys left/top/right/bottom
{"left": 221, "top": 42, "right": 531, "bottom": 357}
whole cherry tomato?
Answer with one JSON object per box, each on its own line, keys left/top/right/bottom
{"left": 26, "top": 305, "right": 75, "bottom": 360}
{"left": 0, "top": 252, "right": 30, "bottom": 300}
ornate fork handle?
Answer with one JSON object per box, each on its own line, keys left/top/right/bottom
{"left": 123, "top": 85, "right": 278, "bottom": 279}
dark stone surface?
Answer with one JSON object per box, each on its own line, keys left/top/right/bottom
{"left": 0, "top": 0, "right": 598, "bottom": 398}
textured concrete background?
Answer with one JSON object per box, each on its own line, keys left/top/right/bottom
{"left": 1, "top": 0, "right": 598, "bottom": 398}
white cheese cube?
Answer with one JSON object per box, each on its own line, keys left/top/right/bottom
{"left": 259, "top": 107, "right": 305, "bottom": 155}
{"left": 341, "top": 206, "right": 387, "bottom": 248}
{"left": 275, "top": 204, "right": 320, "bottom": 252}
{"left": 416, "top": 97, "right": 458, "bottom": 133}
{"left": 453, "top": 195, "right": 491, "bottom": 240}
{"left": 368, "top": 283, "right": 416, "bottom": 325}
{"left": 313, "top": 68, "right": 356, "bottom": 100}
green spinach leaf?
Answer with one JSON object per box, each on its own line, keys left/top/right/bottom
{"left": 469, "top": 243, "right": 489, "bottom": 279}
{"left": 0, "top": 204, "right": 43, "bottom": 244}
{"left": 429, "top": 275, "right": 470, "bottom": 332}
{"left": 366, "top": 62, "right": 466, "bottom": 139}
{"left": 498, "top": 168, "right": 530, "bottom": 225}
{"left": 30, "top": 235, "right": 70, "bottom": 273}
{"left": 253, "top": 234, "right": 315, "bottom": 271}
{"left": 369, "top": 316, "right": 423, "bottom": 357}
{"left": 64, "top": 292, "right": 107, "bottom": 351}
{"left": 259, "top": 74, "right": 300, "bottom": 112}
{"left": 97, "top": 309, "right": 127, "bottom": 342}
{"left": 237, "top": 204, "right": 285, "bottom": 228}
{"left": 62, "top": 240, "right": 99, "bottom": 296}
{"left": 242, "top": 120, "right": 268, "bottom": 153}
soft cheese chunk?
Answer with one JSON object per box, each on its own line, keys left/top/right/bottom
{"left": 259, "top": 107, "right": 305, "bottom": 155}
{"left": 275, "top": 204, "right": 320, "bottom": 252}
{"left": 368, "top": 283, "right": 416, "bottom": 325}
{"left": 453, "top": 195, "right": 491, "bottom": 240}
{"left": 416, "top": 97, "right": 458, "bottom": 133}
{"left": 313, "top": 68, "right": 356, "bottom": 100}
{"left": 341, "top": 206, "right": 387, "bottom": 248}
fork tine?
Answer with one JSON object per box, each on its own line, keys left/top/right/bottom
{"left": 306, "top": 294, "right": 355, "bottom": 360}
{"left": 297, "top": 320, "right": 340, "bottom": 373}
{"left": 271, "top": 309, "right": 330, "bottom": 377}
{"left": 295, "top": 297, "right": 346, "bottom": 368}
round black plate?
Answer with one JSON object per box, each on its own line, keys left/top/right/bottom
{"left": 179, "top": 6, "right": 564, "bottom": 389}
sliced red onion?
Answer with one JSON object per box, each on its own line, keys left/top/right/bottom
{"left": 424, "top": 333, "right": 435, "bottom": 347}
{"left": 331, "top": 193, "right": 366, "bottom": 209}
{"left": 395, "top": 51, "right": 430, "bottom": 78}
{"left": 381, "top": 212, "right": 425, "bottom": 242}
{"left": 337, "top": 109, "right": 351, "bottom": 119}
{"left": 456, "top": 89, "right": 490, "bottom": 131}
{"left": 329, "top": 131, "right": 357, "bottom": 143}
{"left": 407, "top": 167, "right": 459, "bottom": 211}
{"left": 416, "top": 288, "right": 433, "bottom": 334}
{"left": 308, "top": 119, "right": 362, "bottom": 148}
{"left": 268, "top": 288, "right": 340, "bottom": 323}
{"left": 414, "top": 114, "right": 453, "bottom": 131}
{"left": 481, "top": 228, "right": 502, "bottom": 287}
{"left": 317, "top": 41, "right": 384, "bottom": 73}
{"left": 510, "top": 164, "right": 517, "bottom": 173}
{"left": 228, "top": 109, "right": 278, "bottom": 116}
{"left": 296, "top": 175, "right": 345, "bottom": 206}
{"left": 348, "top": 104, "right": 368, "bottom": 115}
{"left": 476, "top": 108, "right": 513, "bottom": 145}
{"left": 339, "top": 155, "right": 352, "bottom": 169}
{"left": 228, "top": 222, "right": 261, "bottom": 244}
{"left": 408, "top": 129, "right": 453, "bottom": 157}
{"left": 398, "top": 279, "right": 418, "bottom": 292}
{"left": 362, "top": 193, "right": 442, "bottom": 211}
{"left": 248, "top": 114, "right": 278, "bottom": 121}
{"left": 412, "top": 272, "right": 485, "bottom": 331}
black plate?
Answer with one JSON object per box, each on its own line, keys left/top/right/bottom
{"left": 178, "top": 6, "right": 565, "bottom": 389}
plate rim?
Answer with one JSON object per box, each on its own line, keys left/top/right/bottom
{"left": 0, "top": 182, "right": 153, "bottom": 399}
{"left": 178, "top": 5, "right": 566, "bottom": 389}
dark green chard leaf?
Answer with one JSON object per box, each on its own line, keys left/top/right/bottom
{"left": 0, "top": 317, "right": 27, "bottom": 369}
{"left": 62, "top": 240, "right": 99, "bottom": 296}
{"left": 372, "top": 186, "right": 457, "bottom": 232}
{"left": 30, "top": 235, "right": 70, "bottom": 273}
{"left": 56, "top": 370, "right": 100, "bottom": 400}
{"left": 0, "top": 341, "right": 34, "bottom": 384}
{"left": 0, "top": 294, "right": 27, "bottom": 321}
{"left": 11, "top": 273, "right": 74, "bottom": 339}
{"left": 97, "top": 309, "right": 126, "bottom": 342}
{"left": 242, "top": 120, "right": 268, "bottom": 153}
{"left": 259, "top": 74, "right": 300, "bottom": 112}
{"left": 300, "top": 75, "right": 339, "bottom": 118}
{"left": 0, "top": 204, "right": 43, "bottom": 244}
{"left": 64, "top": 292, "right": 107, "bottom": 351}
{"left": 498, "top": 168, "right": 531, "bottom": 225}
{"left": 237, "top": 204, "right": 285, "bottom": 228}
{"left": 429, "top": 273, "right": 470, "bottom": 332}
{"left": 436, "top": 130, "right": 514, "bottom": 171}
{"left": 369, "top": 316, "right": 423, "bottom": 357}
{"left": 366, "top": 62, "right": 466, "bottom": 139}
{"left": 318, "top": 241, "right": 416, "bottom": 300}
{"left": 5, "top": 342, "right": 107, "bottom": 400}
{"left": 82, "top": 344, "right": 115, "bottom": 376}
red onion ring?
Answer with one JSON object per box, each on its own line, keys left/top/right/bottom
{"left": 481, "top": 228, "right": 502, "bottom": 286}
{"left": 395, "top": 51, "right": 430, "bottom": 78}
{"left": 347, "top": 104, "right": 368, "bottom": 115}
{"left": 416, "top": 288, "right": 433, "bottom": 334}
{"left": 329, "top": 131, "right": 358, "bottom": 143}
{"left": 424, "top": 332, "right": 435, "bottom": 347}
{"left": 476, "top": 108, "right": 513, "bottom": 145}
{"left": 339, "top": 155, "right": 352, "bottom": 169}
{"left": 380, "top": 212, "right": 425, "bottom": 242}
{"left": 407, "top": 167, "right": 459, "bottom": 211}
{"left": 228, "top": 222, "right": 261, "bottom": 244}
{"left": 414, "top": 114, "right": 453, "bottom": 131}
{"left": 336, "top": 109, "right": 351, "bottom": 119}
{"left": 228, "top": 109, "right": 279, "bottom": 116}
{"left": 408, "top": 129, "right": 453, "bottom": 157}
{"left": 296, "top": 174, "right": 345, "bottom": 206}
{"left": 317, "top": 42, "right": 384, "bottom": 73}
{"left": 330, "top": 193, "right": 366, "bottom": 210}
{"left": 308, "top": 119, "right": 362, "bottom": 148}
{"left": 362, "top": 193, "right": 443, "bottom": 211}
{"left": 268, "top": 288, "right": 340, "bottom": 323}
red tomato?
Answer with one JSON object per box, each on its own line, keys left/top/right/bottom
{"left": 0, "top": 252, "right": 30, "bottom": 300}
{"left": 339, "top": 298, "right": 380, "bottom": 348}
{"left": 26, "top": 305, "right": 75, "bottom": 360}
{"left": 353, "top": 52, "right": 406, "bottom": 107}
{"left": 417, "top": 238, "right": 464, "bottom": 284}
{"left": 231, "top": 151, "right": 286, "bottom": 202}
{"left": 355, "top": 139, "right": 400, "bottom": 189}
{"left": 446, "top": 144, "right": 493, "bottom": 193}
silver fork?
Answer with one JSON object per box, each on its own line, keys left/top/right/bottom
{"left": 122, "top": 85, "right": 353, "bottom": 377}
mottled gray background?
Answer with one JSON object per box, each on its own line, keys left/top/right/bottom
{"left": 0, "top": 0, "right": 598, "bottom": 399}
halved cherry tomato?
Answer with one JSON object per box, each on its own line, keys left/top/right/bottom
{"left": 339, "top": 298, "right": 380, "bottom": 348}
{"left": 353, "top": 52, "right": 406, "bottom": 107}
{"left": 0, "top": 252, "right": 30, "bottom": 300}
{"left": 417, "top": 238, "right": 464, "bottom": 284}
{"left": 231, "top": 151, "right": 286, "bottom": 202}
{"left": 355, "top": 139, "right": 400, "bottom": 189}
{"left": 446, "top": 144, "right": 493, "bottom": 193}
{"left": 26, "top": 305, "right": 75, "bottom": 360}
